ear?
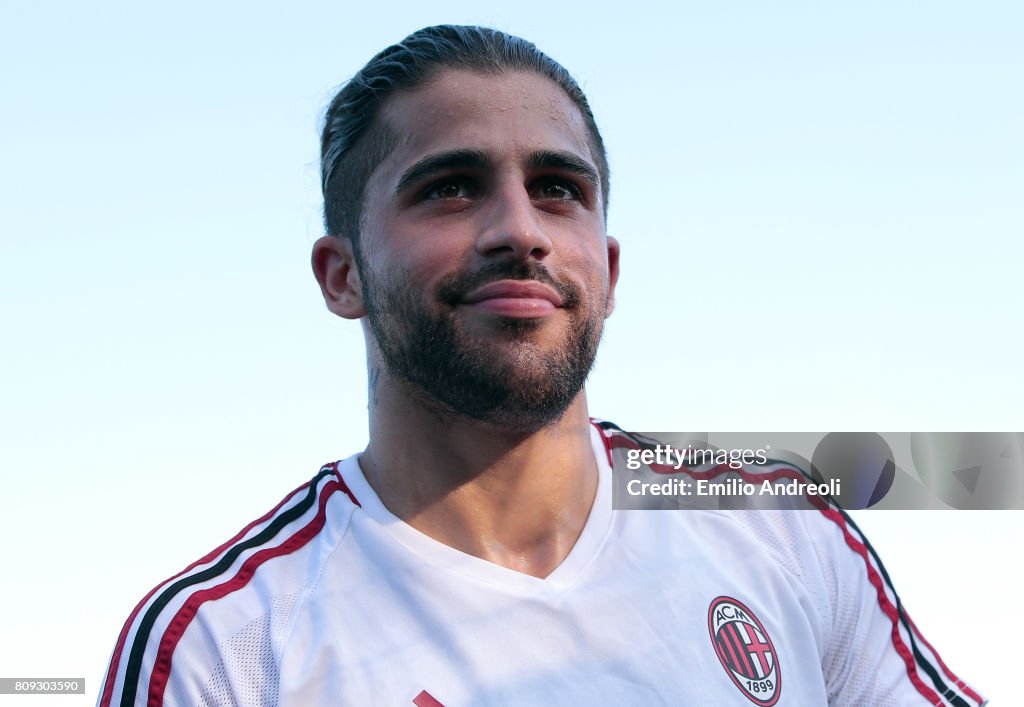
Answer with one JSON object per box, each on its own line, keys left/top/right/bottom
{"left": 311, "top": 235, "right": 366, "bottom": 319}
{"left": 604, "top": 235, "right": 621, "bottom": 317}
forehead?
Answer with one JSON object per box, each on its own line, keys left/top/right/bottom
{"left": 374, "top": 69, "right": 596, "bottom": 184}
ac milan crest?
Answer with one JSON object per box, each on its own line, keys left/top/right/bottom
{"left": 707, "top": 596, "right": 781, "bottom": 706}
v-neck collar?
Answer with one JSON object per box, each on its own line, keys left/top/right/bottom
{"left": 338, "top": 423, "right": 613, "bottom": 595}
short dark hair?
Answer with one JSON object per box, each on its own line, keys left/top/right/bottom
{"left": 320, "top": 25, "right": 610, "bottom": 248}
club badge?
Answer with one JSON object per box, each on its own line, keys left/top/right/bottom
{"left": 708, "top": 596, "right": 781, "bottom": 706}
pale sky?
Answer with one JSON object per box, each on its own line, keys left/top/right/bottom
{"left": 1, "top": 1, "right": 1021, "bottom": 704}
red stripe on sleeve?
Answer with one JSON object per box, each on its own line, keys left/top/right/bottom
{"left": 906, "top": 607, "right": 985, "bottom": 705}
{"left": 818, "top": 507, "right": 944, "bottom": 705}
{"left": 146, "top": 479, "right": 343, "bottom": 706}
{"left": 97, "top": 467, "right": 334, "bottom": 707}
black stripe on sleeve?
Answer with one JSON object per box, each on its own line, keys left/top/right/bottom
{"left": 837, "top": 508, "right": 973, "bottom": 707}
{"left": 118, "top": 468, "right": 334, "bottom": 707}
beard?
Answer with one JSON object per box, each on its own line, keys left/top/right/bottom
{"left": 359, "top": 257, "right": 606, "bottom": 433}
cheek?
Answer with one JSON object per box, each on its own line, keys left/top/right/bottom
{"left": 371, "top": 255, "right": 461, "bottom": 314}
{"left": 563, "top": 244, "right": 610, "bottom": 292}
{"left": 382, "top": 220, "right": 473, "bottom": 277}
{"left": 579, "top": 256, "right": 613, "bottom": 316}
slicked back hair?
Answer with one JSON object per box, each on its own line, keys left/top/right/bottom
{"left": 319, "top": 25, "right": 609, "bottom": 251}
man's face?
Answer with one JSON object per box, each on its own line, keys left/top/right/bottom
{"left": 356, "top": 69, "right": 619, "bottom": 432}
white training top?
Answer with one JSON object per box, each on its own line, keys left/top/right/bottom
{"left": 98, "top": 421, "right": 985, "bottom": 706}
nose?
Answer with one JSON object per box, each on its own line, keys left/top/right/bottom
{"left": 474, "top": 183, "right": 553, "bottom": 261}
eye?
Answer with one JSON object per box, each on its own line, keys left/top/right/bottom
{"left": 422, "top": 178, "right": 473, "bottom": 200}
{"left": 535, "top": 178, "right": 582, "bottom": 201}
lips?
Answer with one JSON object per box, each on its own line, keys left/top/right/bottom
{"left": 462, "top": 280, "right": 564, "bottom": 306}
{"left": 459, "top": 280, "right": 564, "bottom": 317}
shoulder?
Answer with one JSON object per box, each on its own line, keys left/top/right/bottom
{"left": 593, "top": 420, "right": 986, "bottom": 706}
{"left": 593, "top": 419, "right": 871, "bottom": 549}
{"left": 98, "top": 462, "right": 360, "bottom": 707}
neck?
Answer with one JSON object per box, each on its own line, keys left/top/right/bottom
{"left": 359, "top": 367, "right": 599, "bottom": 578}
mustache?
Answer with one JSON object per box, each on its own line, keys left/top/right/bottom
{"left": 437, "top": 261, "right": 581, "bottom": 308}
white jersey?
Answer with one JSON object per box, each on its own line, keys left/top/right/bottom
{"left": 99, "top": 421, "right": 985, "bottom": 706}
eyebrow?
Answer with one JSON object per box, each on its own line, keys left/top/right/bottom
{"left": 527, "top": 150, "right": 600, "bottom": 190}
{"left": 394, "top": 149, "right": 492, "bottom": 195}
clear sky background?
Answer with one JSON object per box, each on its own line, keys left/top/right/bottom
{"left": 1, "top": 1, "right": 1021, "bottom": 704}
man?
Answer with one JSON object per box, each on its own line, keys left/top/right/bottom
{"left": 99, "top": 25, "right": 984, "bottom": 706}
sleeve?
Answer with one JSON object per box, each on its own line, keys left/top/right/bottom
{"left": 810, "top": 507, "right": 987, "bottom": 707}
{"left": 96, "top": 600, "right": 281, "bottom": 707}
{"left": 96, "top": 465, "right": 351, "bottom": 706}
